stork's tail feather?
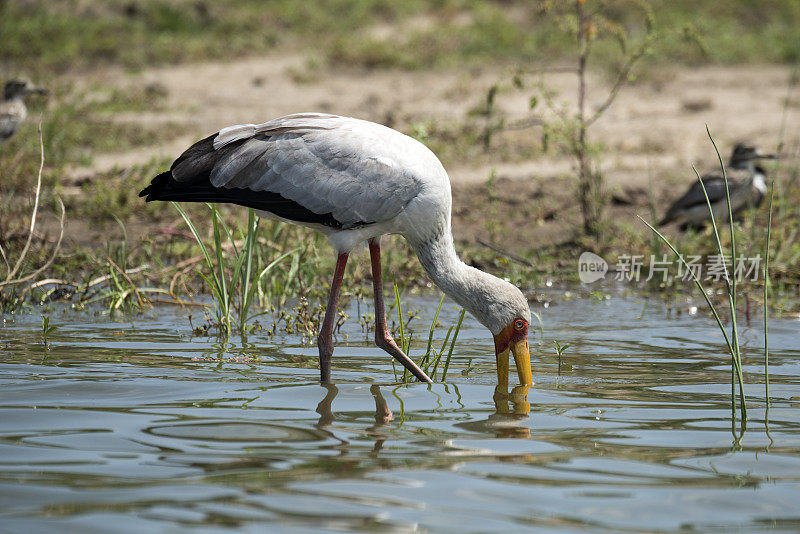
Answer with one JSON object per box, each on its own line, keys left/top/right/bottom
{"left": 139, "top": 171, "right": 174, "bottom": 202}
{"left": 138, "top": 169, "right": 213, "bottom": 203}
{"left": 139, "top": 132, "right": 218, "bottom": 202}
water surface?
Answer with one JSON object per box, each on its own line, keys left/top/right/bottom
{"left": 1, "top": 293, "right": 799, "bottom": 533}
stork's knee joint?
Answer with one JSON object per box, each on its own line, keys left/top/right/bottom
{"left": 374, "top": 332, "right": 393, "bottom": 351}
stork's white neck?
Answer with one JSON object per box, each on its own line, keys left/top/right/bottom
{"left": 411, "top": 230, "right": 526, "bottom": 335}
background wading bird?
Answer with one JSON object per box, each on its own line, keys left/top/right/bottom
{"left": 659, "top": 143, "right": 778, "bottom": 230}
{"left": 140, "top": 113, "right": 533, "bottom": 386}
{"left": 0, "top": 79, "right": 48, "bottom": 144}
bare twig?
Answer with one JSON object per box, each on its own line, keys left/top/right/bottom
{"left": 586, "top": 39, "right": 652, "bottom": 127}
{"left": 169, "top": 262, "right": 201, "bottom": 299}
{"left": 21, "top": 278, "right": 76, "bottom": 298}
{"left": 3, "top": 122, "right": 45, "bottom": 283}
{"left": 476, "top": 238, "right": 534, "bottom": 267}
{"left": 0, "top": 197, "right": 66, "bottom": 288}
{"left": 0, "top": 242, "right": 10, "bottom": 273}
{"left": 151, "top": 297, "right": 211, "bottom": 308}
{"left": 154, "top": 253, "right": 205, "bottom": 277}
{"left": 84, "top": 264, "right": 150, "bottom": 290}
{"left": 106, "top": 256, "right": 148, "bottom": 308}
{"left": 25, "top": 278, "right": 74, "bottom": 290}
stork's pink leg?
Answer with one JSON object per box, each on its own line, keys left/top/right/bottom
{"left": 318, "top": 252, "right": 348, "bottom": 382}
{"left": 369, "top": 239, "right": 433, "bottom": 383}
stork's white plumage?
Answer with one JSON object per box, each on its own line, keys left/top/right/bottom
{"left": 141, "top": 113, "right": 532, "bottom": 386}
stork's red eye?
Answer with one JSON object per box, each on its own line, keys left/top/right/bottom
{"left": 514, "top": 319, "right": 525, "bottom": 330}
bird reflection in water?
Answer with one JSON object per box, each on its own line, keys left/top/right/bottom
{"left": 451, "top": 385, "right": 532, "bottom": 439}
{"left": 493, "top": 384, "right": 531, "bottom": 416}
{"left": 316, "top": 383, "right": 532, "bottom": 445}
{"left": 315, "top": 384, "right": 395, "bottom": 455}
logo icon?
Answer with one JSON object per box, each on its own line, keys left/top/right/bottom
{"left": 578, "top": 251, "right": 608, "bottom": 284}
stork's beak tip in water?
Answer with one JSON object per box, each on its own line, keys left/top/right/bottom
{"left": 493, "top": 319, "right": 533, "bottom": 389}
{"left": 493, "top": 384, "right": 532, "bottom": 417}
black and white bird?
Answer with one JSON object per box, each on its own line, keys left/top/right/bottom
{"left": 0, "top": 79, "right": 47, "bottom": 144}
{"left": 659, "top": 143, "right": 777, "bottom": 230}
{"left": 140, "top": 113, "right": 532, "bottom": 387}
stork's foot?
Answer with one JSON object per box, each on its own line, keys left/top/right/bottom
{"left": 375, "top": 332, "right": 433, "bottom": 383}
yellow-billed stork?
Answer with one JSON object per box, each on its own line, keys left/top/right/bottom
{"left": 140, "top": 113, "right": 532, "bottom": 386}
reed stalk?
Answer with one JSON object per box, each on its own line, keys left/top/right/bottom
{"left": 391, "top": 278, "right": 465, "bottom": 383}
{"left": 764, "top": 184, "right": 774, "bottom": 407}
{"left": 640, "top": 128, "right": 755, "bottom": 423}
{"left": 174, "top": 203, "right": 294, "bottom": 336}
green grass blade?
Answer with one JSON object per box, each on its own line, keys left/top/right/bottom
{"left": 172, "top": 202, "right": 224, "bottom": 299}
{"left": 392, "top": 275, "right": 406, "bottom": 348}
{"left": 210, "top": 206, "right": 230, "bottom": 330}
{"left": 244, "top": 248, "right": 299, "bottom": 323}
{"left": 392, "top": 276, "right": 409, "bottom": 382}
{"left": 638, "top": 216, "right": 734, "bottom": 354}
{"left": 425, "top": 295, "right": 446, "bottom": 357}
{"left": 705, "top": 127, "right": 746, "bottom": 421}
{"left": 173, "top": 202, "right": 214, "bottom": 276}
{"left": 239, "top": 210, "right": 257, "bottom": 331}
{"left": 441, "top": 309, "right": 465, "bottom": 382}
{"left": 431, "top": 325, "right": 454, "bottom": 379}
{"left": 764, "top": 183, "right": 774, "bottom": 407}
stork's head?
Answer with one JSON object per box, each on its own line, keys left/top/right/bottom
{"left": 4, "top": 79, "right": 47, "bottom": 101}
{"left": 492, "top": 314, "right": 533, "bottom": 389}
{"left": 729, "top": 143, "right": 778, "bottom": 170}
{"left": 468, "top": 276, "right": 532, "bottom": 388}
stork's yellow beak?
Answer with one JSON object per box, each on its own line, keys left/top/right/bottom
{"left": 512, "top": 337, "right": 533, "bottom": 386}
{"left": 494, "top": 322, "right": 533, "bottom": 388}
{"left": 496, "top": 345, "right": 510, "bottom": 390}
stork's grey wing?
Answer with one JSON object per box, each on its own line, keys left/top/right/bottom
{"left": 141, "top": 114, "right": 428, "bottom": 229}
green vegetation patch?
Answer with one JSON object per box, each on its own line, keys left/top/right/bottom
{"left": 2, "top": 0, "right": 799, "bottom": 77}
{"left": 0, "top": 0, "right": 428, "bottom": 74}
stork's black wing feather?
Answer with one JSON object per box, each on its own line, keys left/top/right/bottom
{"left": 139, "top": 134, "right": 344, "bottom": 229}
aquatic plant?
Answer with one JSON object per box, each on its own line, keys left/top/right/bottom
{"left": 0, "top": 127, "right": 65, "bottom": 313}
{"left": 40, "top": 314, "right": 57, "bottom": 346}
{"left": 641, "top": 127, "right": 774, "bottom": 424}
{"left": 391, "top": 278, "right": 465, "bottom": 383}
{"left": 174, "top": 203, "right": 296, "bottom": 336}
{"left": 87, "top": 216, "right": 164, "bottom": 314}
{"left": 764, "top": 186, "right": 774, "bottom": 407}
{"left": 250, "top": 219, "right": 326, "bottom": 309}
{"left": 553, "top": 340, "right": 571, "bottom": 376}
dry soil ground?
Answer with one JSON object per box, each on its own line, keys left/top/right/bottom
{"left": 60, "top": 54, "right": 800, "bottom": 250}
